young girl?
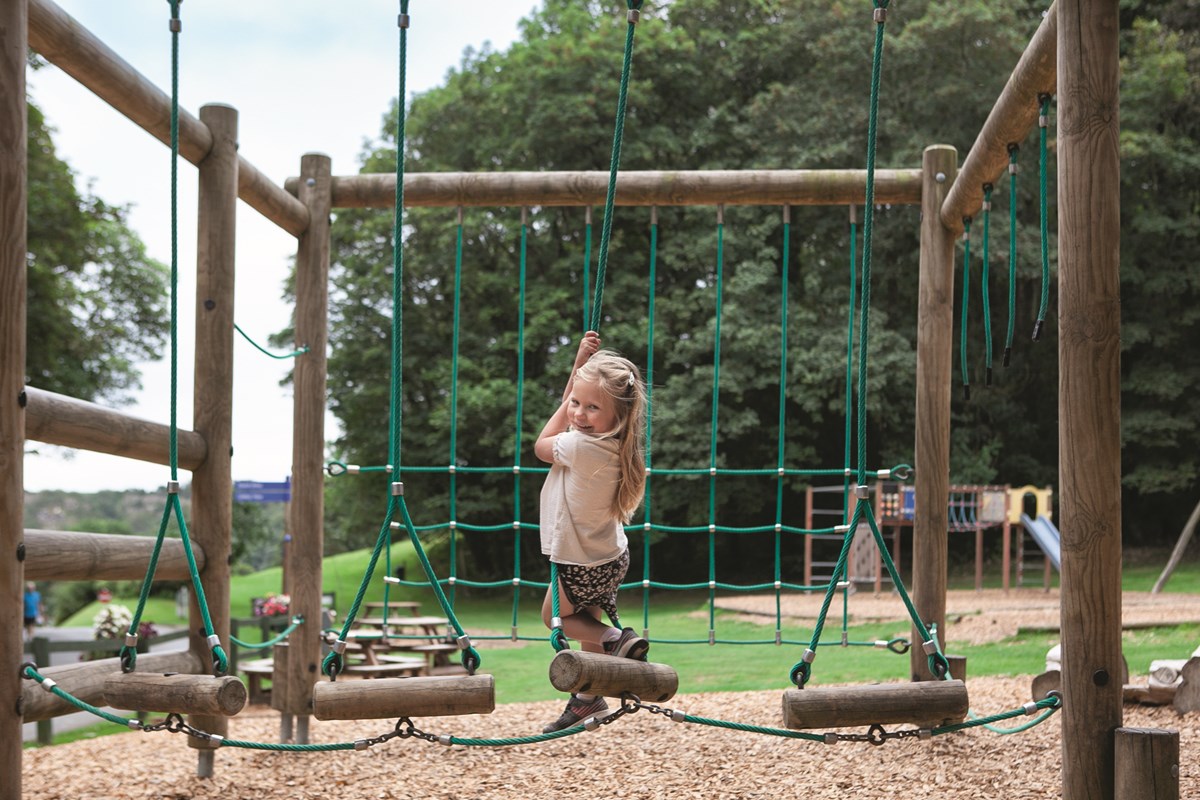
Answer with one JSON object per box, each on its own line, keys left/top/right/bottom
{"left": 536, "top": 330, "right": 648, "bottom": 732}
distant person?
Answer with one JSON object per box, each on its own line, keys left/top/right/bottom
{"left": 24, "top": 582, "right": 43, "bottom": 641}
{"left": 536, "top": 331, "right": 649, "bottom": 732}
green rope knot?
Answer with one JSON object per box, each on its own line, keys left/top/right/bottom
{"left": 322, "top": 650, "right": 343, "bottom": 680}
{"left": 550, "top": 628, "right": 570, "bottom": 652}
{"left": 461, "top": 647, "right": 482, "bottom": 674}
{"left": 119, "top": 646, "right": 137, "bottom": 673}
{"left": 211, "top": 644, "right": 229, "bottom": 677}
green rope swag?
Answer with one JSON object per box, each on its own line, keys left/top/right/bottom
{"left": 980, "top": 183, "right": 995, "bottom": 385}
{"left": 121, "top": 0, "right": 227, "bottom": 679}
{"left": 1033, "top": 93, "right": 1053, "bottom": 341}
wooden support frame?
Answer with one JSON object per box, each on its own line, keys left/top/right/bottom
{"left": 1114, "top": 728, "right": 1179, "bottom": 800}
{"left": 311, "top": 675, "right": 496, "bottom": 720}
{"left": 27, "top": 0, "right": 309, "bottom": 237}
{"left": 1, "top": 1, "right": 28, "bottom": 795}
{"left": 911, "top": 145, "right": 957, "bottom": 682}
{"left": 548, "top": 651, "right": 679, "bottom": 703}
{"left": 23, "top": 386, "right": 207, "bottom": 469}
{"left": 940, "top": 2, "right": 1058, "bottom": 231}
{"left": 187, "top": 103, "right": 239, "bottom": 764}
{"left": 23, "top": 530, "right": 206, "bottom": 581}
{"left": 103, "top": 673, "right": 246, "bottom": 717}
{"left": 1057, "top": 2, "right": 1123, "bottom": 798}
{"left": 282, "top": 154, "right": 332, "bottom": 730}
{"left": 286, "top": 169, "right": 925, "bottom": 210}
{"left": 782, "top": 680, "right": 968, "bottom": 730}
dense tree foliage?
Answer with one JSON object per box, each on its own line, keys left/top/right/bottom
{"left": 26, "top": 94, "right": 169, "bottom": 404}
{"left": 313, "top": 0, "right": 1200, "bottom": 580}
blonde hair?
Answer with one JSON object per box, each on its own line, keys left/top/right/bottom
{"left": 575, "top": 350, "right": 647, "bottom": 524}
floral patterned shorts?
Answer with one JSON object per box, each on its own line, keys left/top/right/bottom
{"left": 555, "top": 549, "right": 630, "bottom": 626}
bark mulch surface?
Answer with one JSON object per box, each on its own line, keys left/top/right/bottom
{"left": 21, "top": 676, "right": 1198, "bottom": 799}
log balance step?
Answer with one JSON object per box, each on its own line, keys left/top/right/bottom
{"left": 311, "top": 674, "right": 495, "bottom": 720}
{"left": 782, "top": 680, "right": 969, "bottom": 730}
{"left": 549, "top": 650, "right": 679, "bottom": 702}
{"left": 103, "top": 672, "right": 246, "bottom": 717}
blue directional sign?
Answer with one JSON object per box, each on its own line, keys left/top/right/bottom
{"left": 234, "top": 478, "right": 291, "bottom": 504}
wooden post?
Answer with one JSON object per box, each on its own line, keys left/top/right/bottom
{"left": 911, "top": 144, "right": 958, "bottom": 682}
{"left": 103, "top": 673, "right": 246, "bottom": 717}
{"left": 782, "top": 680, "right": 968, "bottom": 730}
{"left": 188, "top": 103, "right": 238, "bottom": 766}
{"left": 284, "top": 154, "right": 332, "bottom": 735}
{"left": 23, "top": 530, "right": 205, "bottom": 581}
{"left": 1114, "top": 728, "right": 1179, "bottom": 800}
{"left": 548, "top": 651, "right": 679, "bottom": 702}
{"left": 311, "top": 675, "right": 496, "bottom": 720}
{"left": 0, "top": 0, "right": 27, "bottom": 795}
{"left": 1057, "top": 2, "right": 1122, "bottom": 799}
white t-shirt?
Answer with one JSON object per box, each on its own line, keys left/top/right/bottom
{"left": 539, "top": 430, "right": 627, "bottom": 566}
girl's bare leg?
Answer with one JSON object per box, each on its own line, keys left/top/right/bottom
{"left": 542, "top": 581, "right": 609, "bottom": 652}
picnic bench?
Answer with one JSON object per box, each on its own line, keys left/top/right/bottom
{"left": 363, "top": 600, "right": 422, "bottom": 615}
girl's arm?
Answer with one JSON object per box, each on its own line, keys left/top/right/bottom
{"left": 535, "top": 331, "right": 600, "bottom": 463}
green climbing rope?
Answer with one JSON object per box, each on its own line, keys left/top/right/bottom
{"left": 119, "top": 0, "right": 226, "bottom": 678}
{"left": 234, "top": 323, "right": 309, "bottom": 360}
{"left": 229, "top": 617, "right": 303, "bottom": 651}
{"left": 980, "top": 184, "right": 994, "bottom": 385}
{"left": 1034, "top": 93, "right": 1052, "bottom": 341}
{"left": 589, "top": 1, "right": 645, "bottom": 332}
{"left": 707, "top": 206, "right": 726, "bottom": 642}
{"left": 1004, "top": 143, "right": 1019, "bottom": 366}
{"left": 959, "top": 216, "right": 972, "bottom": 400}
{"left": 640, "top": 207, "right": 658, "bottom": 638}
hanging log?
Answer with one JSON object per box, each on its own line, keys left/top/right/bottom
{"left": 21, "top": 651, "right": 202, "bottom": 722}
{"left": 548, "top": 651, "right": 678, "bottom": 702}
{"left": 103, "top": 673, "right": 246, "bottom": 717}
{"left": 23, "top": 529, "right": 204, "bottom": 581}
{"left": 311, "top": 674, "right": 495, "bottom": 720}
{"left": 782, "top": 680, "right": 969, "bottom": 730}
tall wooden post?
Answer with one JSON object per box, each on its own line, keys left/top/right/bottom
{"left": 189, "top": 104, "right": 238, "bottom": 775}
{"left": 284, "top": 154, "right": 331, "bottom": 740}
{"left": 1058, "top": 1, "right": 1122, "bottom": 798}
{"left": 0, "top": 1, "right": 28, "bottom": 795}
{"left": 911, "top": 144, "right": 957, "bottom": 681}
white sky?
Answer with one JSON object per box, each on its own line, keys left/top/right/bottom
{"left": 24, "top": 1, "right": 539, "bottom": 493}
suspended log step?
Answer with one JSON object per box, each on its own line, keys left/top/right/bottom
{"left": 311, "top": 674, "right": 495, "bottom": 720}
{"left": 782, "top": 680, "right": 969, "bottom": 730}
{"left": 103, "top": 672, "right": 246, "bottom": 717}
{"left": 548, "top": 650, "right": 678, "bottom": 703}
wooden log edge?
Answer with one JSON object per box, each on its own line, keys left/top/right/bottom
{"left": 311, "top": 674, "right": 496, "bottom": 720}
{"left": 103, "top": 672, "right": 246, "bottom": 717}
{"left": 549, "top": 650, "right": 679, "bottom": 703}
{"left": 782, "top": 680, "right": 969, "bottom": 730}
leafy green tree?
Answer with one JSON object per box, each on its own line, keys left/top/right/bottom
{"left": 26, "top": 96, "right": 169, "bottom": 404}
{"left": 314, "top": 0, "right": 1199, "bottom": 580}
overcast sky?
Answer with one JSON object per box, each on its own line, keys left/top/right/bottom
{"left": 24, "top": 1, "right": 539, "bottom": 493}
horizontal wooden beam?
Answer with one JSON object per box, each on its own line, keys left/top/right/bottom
{"left": 23, "top": 386, "right": 207, "bottom": 471}
{"left": 23, "top": 530, "right": 205, "bottom": 581}
{"left": 283, "top": 169, "right": 924, "bottom": 210}
{"left": 940, "top": 2, "right": 1058, "bottom": 231}
{"left": 27, "top": 0, "right": 310, "bottom": 237}
{"left": 21, "top": 650, "right": 201, "bottom": 722}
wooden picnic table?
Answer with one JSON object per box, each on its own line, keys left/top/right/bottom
{"left": 355, "top": 616, "right": 448, "bottom": 637}
{"left": 362, "top": 600, "right": 422, "bottom": 615}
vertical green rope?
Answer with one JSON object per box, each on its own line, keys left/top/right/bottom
{"left": 448, "top": 207, "right": 464, "bottom": 606}
{"left": 1004, "top": 143, "right": 1018, "bottom": 366}
{"left": 774, "top": 207, "right": 791, "bottom": 642}
{"left": 1034, "top": 94, "right": 1052, "bottom": 341}
{"left": 513, "top": 209, "right": 529, "bottom": 638}
{"left": 589, "top": 2, "right": 645, "bottom": 332}
{"left": 980, "top": 184, "right": 994, "bottom": 385}
{"left": 641, "top": 207, "right": 658, "bottom": 638}
{"left": 582, "top": 207, "right": 593, "bottom": 332}
{"left": 389, "top": 1, "right": 410, "bottom": 475}
{"left": 707, "top": 206, "right": 725, "bottom": 644}
{"left": 843, "top": 206, "right": 857, "bottom": 525}
{"left": 959, "top": 217, "right": 972, "bottom": 401}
